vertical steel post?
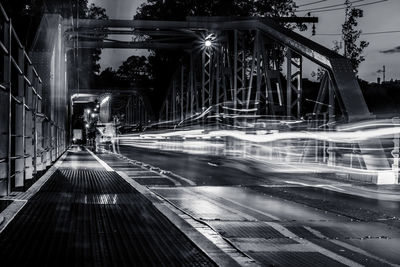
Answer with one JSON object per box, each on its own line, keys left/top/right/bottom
{"left": 392, "top": 117, "right": 399, "bottom": 183}
{"left": 328, "top": 77, "right": 336, "bottom": 166}
{"left": 189, "top": 53, "right": 194, "bottom": 115}
{"left": 36, "top": 82, "right": 43, "bottom": 172}
{"left": 255, "top": 31, "right": 261, "bottom": 111}
{"left": 201, "top": 51, "right": 206, "bottom": 111}
{"left": 25, "top": 64, "right": 34, "bottom": 180}
{"left": 215, "top": 49, "right": 220, "bottom": 121}
{"left": 15, "top": 45, "right": 25, "bottom": 187}
{"left": 233, "top": 30, "right": 238, "bottom": 114}
{"left": 172, "top": 79, "right": 176, "bottom": 122}
{"left": 165, "top": 99, "right": 168, "bottom": 122}
{"left": 286, "top": 49, "right": 292, "bottom": 117}
{"left": 6, "top": 20, "right": 12, "bottom": 195}
{"left": 297, "top": 57, "right": 303, "bottom": 117}
{"left": 0, "top": 19, "right": 11, "bottom": 195}
{"left": 180, "top": 65, "right": 184, "bottom": 121}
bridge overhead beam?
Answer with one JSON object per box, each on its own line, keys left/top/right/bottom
{"left": 67, "top": 17, "right": 367, "bottom": 122}
{"left": 65, "top": 16, "right": 318, "bottom": 28}
{"left": 65, "top": 41, "right": 192, "bottom": 50}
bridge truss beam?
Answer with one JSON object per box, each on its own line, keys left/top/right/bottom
{"left": 64, "top": 16, "right": 392, "bottom": 180}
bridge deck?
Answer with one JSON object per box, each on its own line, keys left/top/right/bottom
{"left": 0, "top": 148, "right": 214, "bottom": 267}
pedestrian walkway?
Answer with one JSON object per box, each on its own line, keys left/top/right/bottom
{"left": 0, "top": 147, "right": 214, "bottom": 267}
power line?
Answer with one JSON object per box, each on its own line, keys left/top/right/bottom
{"left": 314, "top": 30, "right": 400, "bottom": 36}
{"left": 297, "top": 0, "right": 328, "bottom": 7}
{"left": 300, "top": 0, "right": 388, "bottom": 13}
{"left": 296, "top": 0, "right": 364, "bottom": 12}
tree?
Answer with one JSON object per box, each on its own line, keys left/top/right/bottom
{"left": 135, "top": 0, "right": 298, "bottom": 20}
{"left": 342, "top": 0, "right": 369, "bottom": 72}
{"left": 312, "top": 2, "right": 368, "bottom": 79}
{"left": 117, "top": 56, "right": 153, "bottom": 86}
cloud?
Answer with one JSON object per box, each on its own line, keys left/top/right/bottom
{"left": 381, "top": 46, "right": 400, "bottom": 54}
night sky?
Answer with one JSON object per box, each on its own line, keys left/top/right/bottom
{"left": 90, "top": 0, "right": 400, "bottom": 82}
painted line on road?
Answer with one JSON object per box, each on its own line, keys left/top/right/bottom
{"left": 304, "top": 226, "right": 399, "bottom": 267}
{"left": 86, "top": 148, "right": 114, "bottom": 171}
{"left": 265, "top": 222, "right": 363, "bottom": 267}
{"left": 115, "top": 171, "right": 246, "bottom": 266}
{"left": 178, "top": 187, "right": 363, "bottom": 266}
{"left": 213, "top": 194, "right": 281, "bottom": 221}
{"left": 284, "top": 180, "right": 346, "bottom": 191}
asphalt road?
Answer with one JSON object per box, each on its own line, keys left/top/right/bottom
{"left": 108, "top": 145, "right": 400, "bottom": 266}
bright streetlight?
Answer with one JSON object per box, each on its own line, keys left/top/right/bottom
{"left": 204, "top": 40, "right": 212, "bottom": 47}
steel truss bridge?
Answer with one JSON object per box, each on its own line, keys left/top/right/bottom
{"left": 0, "top": 4, "right": 398, "bottom": 196}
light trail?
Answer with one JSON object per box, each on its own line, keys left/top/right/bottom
{"left": 100, "top": 118, "right": 400, "bottom": 182}
{"left": 115, "top": 127, "right": 400, "bottom": 144}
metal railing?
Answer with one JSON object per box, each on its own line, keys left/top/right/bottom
{"left": 0, "top": 4, "right": 67, "bottom": 195}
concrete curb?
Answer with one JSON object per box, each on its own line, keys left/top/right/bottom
{"left": 116, "top": 170, "right": 243, "bottom": 267}
{"left": 0, "top": 150, "right": 68, "bottom": 233}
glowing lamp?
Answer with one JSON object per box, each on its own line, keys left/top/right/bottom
{"left": 204, "top": 40, "right": 212, "bottom": 47}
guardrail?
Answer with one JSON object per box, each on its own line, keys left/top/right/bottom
{"left": 0, "top": 3, "right": 67, "bottom": 195}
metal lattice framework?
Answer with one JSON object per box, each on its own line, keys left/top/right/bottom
{"left": 65, "top": 16, "right": 369, "bottom": 121}
{"left": 0, "top": 8, "right": 68, "bottom": 196}
{"left": 64, "top": 16, "right": 392, "bottom": 178}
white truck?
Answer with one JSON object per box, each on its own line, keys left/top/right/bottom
{"left": 73, "top": 129, "right": 83, "bottom": 144}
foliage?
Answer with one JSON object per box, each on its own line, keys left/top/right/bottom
{"left": 312, "top": 1, "right": 369, "bottom": 79}
{"left": 135, "top": 0, "right": 298, "bottom": 20}
{"left": 342, "top": 0, "right": 369, "bottom": 72}
{"left": 117, "top": 56, "right": 153, "bottom": 85}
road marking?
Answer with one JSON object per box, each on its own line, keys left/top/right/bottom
{"left": 284, "top": 180, "right": 346, "bottom": 192}
{"left": 177, "top": 187, "right": 362, "bottom": 266}
{"left": 215, "top": 194, "right": 281, "bottom": 221}
{"left": 304, "top": 226, "right": 399, "bottom": 267}
{"left": 179, "top": 188, "right": 257, "bottom": 221}
{"left": 265, "top": 222, "right": 363, "bottom": 267}
{"left": 101, "top": 148, "right": 195, "bottom": 186}
{"left": 162, "top": 172, "right": 195, "bottom": 186}
{"left": 86, "top": 148, "right": 114, "bottom": 171}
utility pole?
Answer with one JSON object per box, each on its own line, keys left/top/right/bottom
{"left": 383, "top": 65, "right": 386, "bottom": 83}
{"left": 377, "top": 65, "right": 386, "bottom": 83}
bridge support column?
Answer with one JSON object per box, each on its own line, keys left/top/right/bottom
{"left": 0, "top": 19, "right": 11, "bottom": 195}
{"left": 14, "top": 46, "right": 26, "bottom": 188}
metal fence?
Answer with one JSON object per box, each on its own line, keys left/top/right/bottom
{"left": 0, "top": 4, "right": 68, "bottom": 196}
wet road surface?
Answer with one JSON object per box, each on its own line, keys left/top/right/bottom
{"left": 102, "top": 145, "right": 400, "bottom": 266}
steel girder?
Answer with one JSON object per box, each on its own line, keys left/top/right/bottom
{"left": 65, "top": 16, "right": 390, "bottom": 175}
{"left": 67, "top": 16, "right": 370, "bottom": 122}
{"left": 124, "top": 91, "right": 153, "bottom": 126}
